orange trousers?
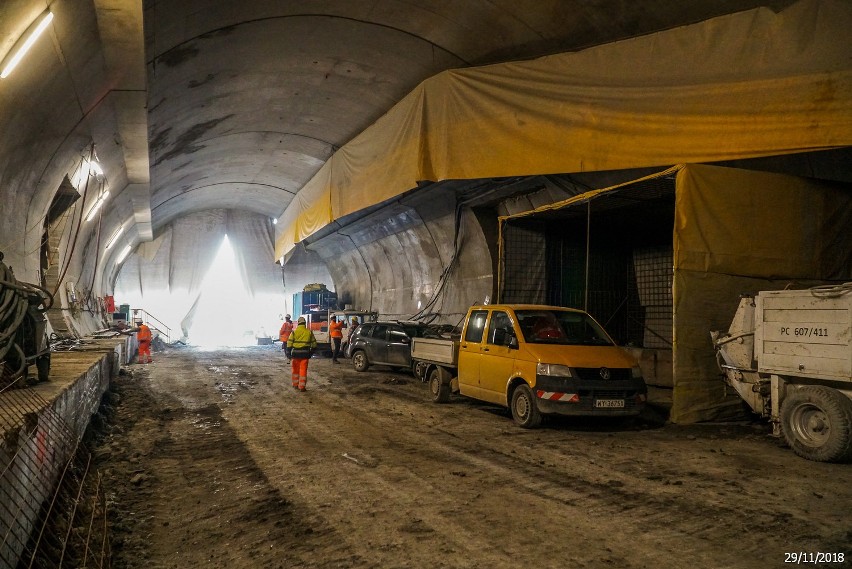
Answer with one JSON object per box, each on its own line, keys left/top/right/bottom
{"left": 291, "top": 358, "right": 309, "bottom": 390}
{"left": 138, "top": 340, "right": 152, "bottom": 363}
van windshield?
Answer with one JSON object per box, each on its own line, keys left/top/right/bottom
{"left": 515, "top": 310, "right": 613, "bottom": 346}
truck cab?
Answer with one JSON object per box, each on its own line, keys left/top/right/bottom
{"left": 416, "top": 304, "right": 647, "bottom": 427}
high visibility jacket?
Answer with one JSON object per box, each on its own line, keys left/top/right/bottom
{"left": 137, "top": 324, "right": 152, "bottom": 342}
{"left": 329, "top": 320, "right": 344, "bottom": 339}
{"left": 279, "top": 320, "right": 294, "bottom": 342}
{"left": 287, "top": 324, "right": 317, "bottom": 350}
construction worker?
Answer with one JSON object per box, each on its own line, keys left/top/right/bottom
{"left": 329, "top": 316, "right": 344, "bottom": 363}
{"left": 135, "top": 320, "right": 153, "bottom": 363}
{"left": 287, "top": 316, "right": 317, "bottom": 391}
{"left": 279, "top": 314, "right": 294, "bottom": 362}
{"left": 346, "top": 317, "right": 360, "bottom": 355}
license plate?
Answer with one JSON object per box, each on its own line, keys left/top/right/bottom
{"left": 595, "top": 399, "right": 625, "bottom": 408}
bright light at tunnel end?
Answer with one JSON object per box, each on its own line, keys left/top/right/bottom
{"left": 187, "top": 235, "right": 274, "bottom": 349}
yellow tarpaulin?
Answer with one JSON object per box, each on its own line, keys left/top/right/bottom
{"left": 672, "top": 164, "right": 852, "bottom": 423}
{"left": 276, "top": 0, "right": 852, "bottom": 258}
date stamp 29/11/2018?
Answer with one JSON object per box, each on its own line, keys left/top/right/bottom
{"left": 784, "top": 552, "right": 845, "bottom": 565}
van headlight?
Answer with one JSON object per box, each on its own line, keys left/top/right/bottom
{"left": 537, "top": 363, "right": 573, "bottom": 377}
{"left": 631, "top": 365, "right": 643, "bottom": 379}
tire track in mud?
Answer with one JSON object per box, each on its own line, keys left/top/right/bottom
{"left": 100, "top": 370, "right": 362, "bottom": 569}
{"left": 234, "top": 376, "right": 847, "bottom": 569}
{"left": 223, "top": 381, "right": 678, "bottom": 567}
{"left": 232, "top": 391, "right": 514, "bottom": 568}
{"left": 126, "top": 349, "right": 852, "bottom": 569}
{"left": 371, "top": 386, "right": 852, "bottom": 566}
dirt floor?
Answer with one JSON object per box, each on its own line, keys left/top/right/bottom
{"left": 91, "top": 345, "right": 851, "bottom": 569}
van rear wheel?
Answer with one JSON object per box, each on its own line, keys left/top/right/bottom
{"left": 429, "top": 368, "right": 451, "bottom": 403}
{"left": 511, "top": 384, "right": 542, "bottom": 428}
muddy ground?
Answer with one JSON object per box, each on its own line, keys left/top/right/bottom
{"left": 91, "top": 345, "right": 851, "bottom": 569}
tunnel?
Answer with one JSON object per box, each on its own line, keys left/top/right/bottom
{"left": 1, "top": 1, "right": 851, "bottom": 567}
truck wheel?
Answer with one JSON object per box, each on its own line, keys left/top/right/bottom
{"left": 352, "top": 350, "right": 369, "bottom": 372}
{"left": 511, "top": 384, "right": 542, "bottom": 429}
{"left": 781, "top": 386, "right": 852, "bottom": 462}
{"left": 429, "top": 368, "right": 451, "bottom": 403}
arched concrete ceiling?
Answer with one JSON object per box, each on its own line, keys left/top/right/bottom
{"left": 0, "top": 0, "right": 796, "bottom": 289}
{"left": 143, "top": 0, "right": 796, "bottom": 232}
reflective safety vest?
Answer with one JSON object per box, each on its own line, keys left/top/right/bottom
{"left": 330, "top": 320, "right": 344, "bottom": 339}
{"left": 279, "top": 320, "right": 294, "bottom": 342}
{"left": 287, "top": 325, "right": 317, "bottom": 349}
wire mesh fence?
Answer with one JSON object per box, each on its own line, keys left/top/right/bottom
{"left": 499, "top": 173, "right": 676, "bottom": 350}
{"left": 0, "top": 385, "right": 110, "bottom": 568}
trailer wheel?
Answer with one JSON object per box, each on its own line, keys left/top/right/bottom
{"left": 781, "top": 386, "right": 852, "bottom": 462}
{"left": 429, "top": 368, "right": 451, "bottom": 403}
{"left": 510, "top": 384, "right": 542, "bottom": 429}
{"left": 352, "top": 350, "right": 369, "bottom": 372}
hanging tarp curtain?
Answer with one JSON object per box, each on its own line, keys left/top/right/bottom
{"left": 114, "top": 210, "right": 285, "bottom": 341}
{"left": 275, "top": 0, "right": 852, "bottom": 259}
{"left": 671, "top": 164, "right": 852, "bottom": 423}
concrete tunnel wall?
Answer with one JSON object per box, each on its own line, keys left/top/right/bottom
{"left": 306, "top": 197, "right": 494, "bottom": 323}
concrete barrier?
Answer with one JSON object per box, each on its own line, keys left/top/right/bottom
{"left": 0, "top": 336, "right": 129, "bottom": 567}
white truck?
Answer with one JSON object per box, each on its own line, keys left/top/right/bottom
{"left": 711, "top": 285, "right": 852, "bottom": 462}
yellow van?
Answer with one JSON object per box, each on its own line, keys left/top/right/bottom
{"left": 411, "top": 304, "right": 647, "bottom": 427}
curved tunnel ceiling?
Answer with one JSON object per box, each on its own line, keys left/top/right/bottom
{"left": 0, "top": 0, "right": 799, "bottom": 289}
{"left": 143, "top": 0, "right": 796, "bottom": 233}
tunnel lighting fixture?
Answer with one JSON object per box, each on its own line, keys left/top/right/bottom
{"left": 272, "top": 217, "right": 278, "bottom": 225}
{"left": 1, "top": 10, "right": 54, "bottom": 79}
{"left": 85, "top": 191, "right": 110, "bottom": 222}
{"left": 105, "top": 226, "right": 124, "bottom": 249}
{"left": 115, "top": 244, "right": 132, "bottom": 264}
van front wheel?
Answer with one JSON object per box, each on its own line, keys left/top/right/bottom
{"left": 511, "top": 384, "right": 542, "bottom": 428}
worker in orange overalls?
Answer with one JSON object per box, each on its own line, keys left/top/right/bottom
{"left": 135, "top": 320, "right": 153, "bottom": 363}
{"left": 279, "top": 314, "right": 294, "bottom": 363}
{"left": 287, "top": 317, "right": 317, "bottom": 391}
{"left": 329, "top": 316, "right": 344, "bottom": 364}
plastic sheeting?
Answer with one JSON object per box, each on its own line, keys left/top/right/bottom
{"left": 671, "top": 164, "right": 852, "bottom": 422}
{"left": 114, "top": 210, "right": 285, "bottom": 342}
{"left": 275, "top": 0, "right": 852, "bottom": 258}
